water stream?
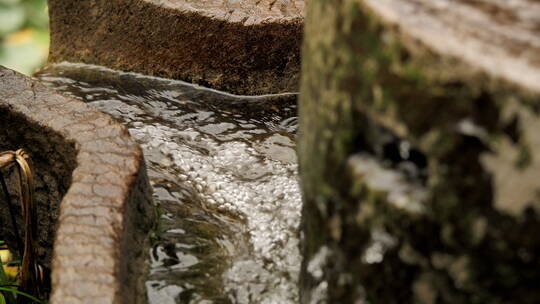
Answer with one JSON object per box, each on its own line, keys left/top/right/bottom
{"left": 36, "top": 63, "right": 302, "bottom": 304}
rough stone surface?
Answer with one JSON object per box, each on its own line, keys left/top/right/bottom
{"left": 0, "top": 66, "right": 154, "bottom": 303}
{"left": 36, "top": 62, "right": 302, "bottom": 303}
{"left": 299, "top": 1, "right": 540, "bottom": 303}
{"left": 47, "top": 0, "right": 305, "bottom": 95}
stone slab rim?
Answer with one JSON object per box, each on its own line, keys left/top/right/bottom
{"left": 48, "top": 0, "right": 305, "bottom": 95}
{"left": 0, "top": 65, "right": 154, "bottom": 304}
{"left": 362, "top": 0, "right": 540, "bottom": 97}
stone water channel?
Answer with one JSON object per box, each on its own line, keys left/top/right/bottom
{"left": 36, "top": 63, "right": 302, "bottom": 304}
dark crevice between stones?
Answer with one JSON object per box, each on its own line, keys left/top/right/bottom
{"left": 351, "top": 112, "right": 429, "bottom": 186}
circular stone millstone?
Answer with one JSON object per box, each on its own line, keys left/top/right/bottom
{"left": 0, "top": 66, "right": 154, "bottom": 303}
{"left": 47, "top": 0, "right": 305, "bottom": 95}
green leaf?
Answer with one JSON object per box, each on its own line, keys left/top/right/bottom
{"left": 0, "top": 287, "right": 45, "bottom": 304}
{"left": 0, "top": 5, "right": 26, "bottom": 36}
{"left": 0, "top": 256, "right": 14, "bottom": 304}
{"left": 22, "top": 0, "right": 48, "bottom": 29}
{"left": 0, "top": 0, "right": 22, "bottom": 6}
{"left": 0, "top": 28, "right": 48, "bottom": 75}
{"left": 0, "top": 250, "right": 8, "bottom": 284}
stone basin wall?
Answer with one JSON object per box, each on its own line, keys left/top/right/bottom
{"left": 47, "top": 0, "right": 305, "bottom": 95}
{"left": 0, "top": 66, "right": 154, "bottom": 303}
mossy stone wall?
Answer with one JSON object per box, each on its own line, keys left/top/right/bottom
{"left": 299, "top": 1, "right": 540, "bottom": 303}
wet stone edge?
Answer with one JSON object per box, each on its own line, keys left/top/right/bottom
{"left": 47, "top": 0, "right": 304, "bottom": 95}
{"left": 0, "top": 66, "right": 155, "bottom": 304}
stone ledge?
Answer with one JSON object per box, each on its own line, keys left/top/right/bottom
{"left": 363, "top": 0, "right": 540, "bottom": 96}
{"left": 299, "top": 1, "right": 540, "bottom": 303}
{"left": 0, "top": 66, "right": 154, "bottom": 304}
{"left": 48, "top": 0, "right": 305, "bottom": 95}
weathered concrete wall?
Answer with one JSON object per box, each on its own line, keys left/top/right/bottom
{"left": 299, "top": 1, "right": 540, "bottom": 303}
{"left": 0, "top": 66, "right": 155, "bottom": 303}
{"left": 47, "top": 0, "right": 305, "bottom": 95}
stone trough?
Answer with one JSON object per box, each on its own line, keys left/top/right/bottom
{"left": 48, "top": 0, "right": 305, "bottom": 95}
{"left": 1, "top": 0, "right": 307, "bottom": 302}
{"left": 0, "top": 66, "right": 154, "bottom": 303}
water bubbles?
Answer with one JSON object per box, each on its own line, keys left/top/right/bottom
{"left": 37, "top": 63, "right": 302, "bottom": 304}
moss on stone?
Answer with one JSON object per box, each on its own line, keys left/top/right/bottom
{"left": 299, "top": 1, "right": 540, "bottom": 303}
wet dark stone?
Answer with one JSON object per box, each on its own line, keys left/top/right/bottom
{"left": 0, "top": 66, "right": 155, "bottom": 303}
{"left": 47, "top": 0, "right": 305, "bottom": 95}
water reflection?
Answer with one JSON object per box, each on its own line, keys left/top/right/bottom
{"left": 36, "top": 63, "right": 301, "bottom": 304}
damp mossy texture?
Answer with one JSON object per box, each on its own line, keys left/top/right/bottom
{"left": 299, "top": 1, "right": 540, "bottom": 303}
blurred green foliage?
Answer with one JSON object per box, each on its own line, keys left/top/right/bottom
{"left": 0, "top": 0, "right": 48, "bottom": 75}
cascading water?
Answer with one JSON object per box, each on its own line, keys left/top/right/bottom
{"left": 36, "top": 63, "right": 302, "bottom": 304}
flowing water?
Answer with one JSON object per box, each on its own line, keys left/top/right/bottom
{"left": 36, "top": 63, "right": 302, "bottom": 304}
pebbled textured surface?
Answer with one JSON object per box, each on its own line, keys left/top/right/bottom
{"left": 0, "top": 66, "right": 154, "bottom": 304}
{"left": 36, "top": 62, "right": 302, "bottom": 303}
{"left": 47, "top": 0, "right": 304, "bottom": 95}
{"left": 148, "top": 0, "right": 305, "bottom": 24}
